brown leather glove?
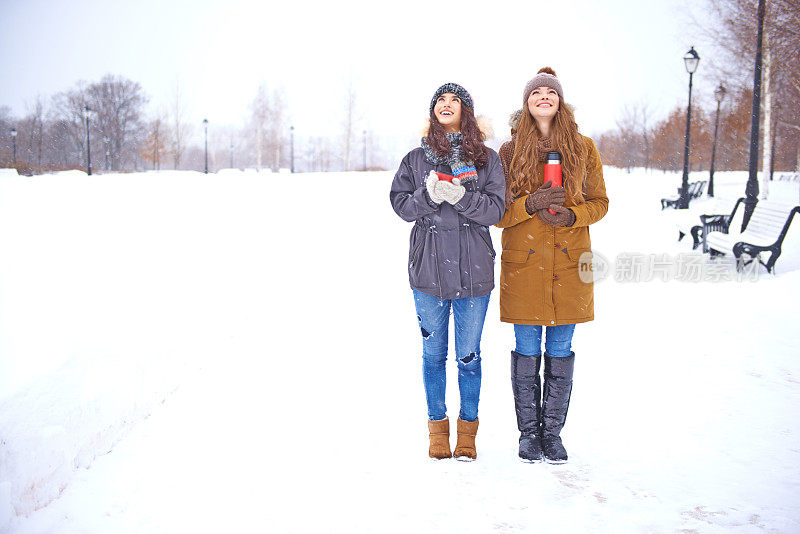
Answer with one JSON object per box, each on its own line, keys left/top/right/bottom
{"left": 525, "top": 181, "right": 566, "bottom": 215}
{"left": 537, "top": 204, "right": 576, "bottom": 227}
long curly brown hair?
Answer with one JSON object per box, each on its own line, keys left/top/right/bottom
{"left": 507, "top": 75, "right": 586, "bottom": 206}
{"left": 425, "top": 105, "right": 489, "bottom": 168}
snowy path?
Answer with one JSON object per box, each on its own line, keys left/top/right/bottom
{"left": 2, "top": 169, "right": 799, "bottom": 533}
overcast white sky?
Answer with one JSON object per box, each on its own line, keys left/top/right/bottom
{"left": 2, "top": 0, "right": 720, "bottom": 155}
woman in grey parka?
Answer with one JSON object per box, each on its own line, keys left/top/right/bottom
{"left": 390, "top": 83, "right": 505, "bottom": 460}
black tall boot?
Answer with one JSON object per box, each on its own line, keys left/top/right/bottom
{"left": 511, "top": 351, "right": 543, "bottom": 462}
{"left": 541, "top": 352, "right": 575, "bottom": 464}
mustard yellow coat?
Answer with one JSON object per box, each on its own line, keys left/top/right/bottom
{"left": 497, "top": 136, "right": 608, "bottom": 325}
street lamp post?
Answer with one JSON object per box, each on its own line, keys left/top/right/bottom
{"left": 83, "top": 105, "right": 92, "bottom": 175}
{"left": 290, "top": 126, "right": 295, "bottom": 173}
{"left": 742, "top": 0, "right": 767, "bottom": 231}
{"left": 678, "top": 46, "right": 700, "bottom": 209}
{"left": 10, "top": 128, "right": 17, "bottom": 165}
{"left": 104, "top": 136, "right": 110, "bottom": 170}
{"left": 203, "top": 118, "right": 209, "bottom": 174}
{"left": 708, "top": 83, "right": 727, "bottom": 197}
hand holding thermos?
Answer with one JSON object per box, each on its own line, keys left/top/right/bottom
{"left": 536, "top": 204, "right": 576, "bottom": 227}
{"left": 525, "top": 180, "right": 565, "bottom": 214}
{"left": 426, "top": 171, "right": 445, "bottom": 204}
{"left": 525, "top": 151, "right": 574, "bottom": 226}
{"left": 426, "top": 170, "right": 466, "bottom": 206}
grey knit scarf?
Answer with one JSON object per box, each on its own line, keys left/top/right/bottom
{"left": 420, "top": 132, "right": 476, "bottom": 179}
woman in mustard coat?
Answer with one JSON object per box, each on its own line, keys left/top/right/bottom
{"left": 497, "top": 67, "right": 608, "bottom": 464}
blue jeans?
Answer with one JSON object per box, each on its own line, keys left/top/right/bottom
{"left": 514, "top": 323, "right": 576, "bottom": 358}
{"left": 413, "top": 290, "right": 491, "bottom": 422}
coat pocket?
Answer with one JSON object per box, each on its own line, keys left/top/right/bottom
{"left": 555, "top": 247, "right": 594, "bottom": 320}
{"left": 565, "top": 247, "right": 594, "bottom": 284}
{"left": 409, "top": 225, "right": 425, "bottom": 267}
{"left": 501, "top": 249, "right": 530, "bottom": 263}
{"left": 476, "top": 226, "right": 496, "bottom": 259}
{"left": 499, "top": 248, "right": 542, "bottom": 320}
{"left": 409, "top": 236, "right": 424, "bottom": 267}
{"left": 464, "top": 226, "right": 495, "bottom": 285}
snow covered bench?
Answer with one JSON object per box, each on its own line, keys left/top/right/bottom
{"left": 661, "top": 180, "right": 707, "bottom": 210}
{"left": 694, "top": 198, "right": 746, "bottom": 252}
{"left": 674, "top": 197, "right": 742, "bottom": 250}
{"left": 704, "top": 200, "right": 800, "bottom": 273}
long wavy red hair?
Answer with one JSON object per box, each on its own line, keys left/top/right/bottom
{"left": 425, "top": 105, "right": 489, "bottom": 168}
{"left": 507, "top": 81, "right": 586, "bottom": 206}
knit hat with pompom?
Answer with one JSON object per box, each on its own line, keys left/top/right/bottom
{"left": 522, "top": 67, "right": 563, "bottom": 105}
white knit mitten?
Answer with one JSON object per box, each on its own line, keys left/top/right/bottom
{"left": 426, "top": 170, "right": 444, "bottom": 204}
{"left": 436, "top": 179, "right": 466, "bottom": 205}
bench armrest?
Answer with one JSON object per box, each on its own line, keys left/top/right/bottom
{"left": 700, "top": 214, "right": 731, "bottom": 233}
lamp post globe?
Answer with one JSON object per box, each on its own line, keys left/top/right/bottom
{"left": 678, "top": 46, "right": 700, "bottom": 209}
{"left": 708, "top": 83, "right": 727, "bottom": 197}
{"left": 683, "top": 47, "right": 700, "bottom": 74}
{"left": 714, "top": 83, "right": 727, "bottom": 103}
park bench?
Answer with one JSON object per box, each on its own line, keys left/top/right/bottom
{"left": 676, "top": 197, "right": 742, "bottom": 250}
{"left": 704, "top": 199, "right": 800, "bottom": 273}
{"left": 661, "top": 180, "right": 707, "bottom": 210}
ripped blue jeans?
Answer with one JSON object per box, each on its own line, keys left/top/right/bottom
{"left": 412, "top": 289, "right": 491, "bottom": 422}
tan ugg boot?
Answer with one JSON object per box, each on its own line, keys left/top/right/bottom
{"left": 453, "top": 418, "right": 479, "bottom": 461}
{"left": 428, "top": 417, "right": 452, "bottom": 459}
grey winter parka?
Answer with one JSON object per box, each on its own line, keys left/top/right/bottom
{"left": 390, "top": 147, "right": 506, "bottom": 300}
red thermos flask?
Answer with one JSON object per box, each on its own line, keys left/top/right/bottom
{"left": 544, "top": 151, "right": 562, "bottom": 215}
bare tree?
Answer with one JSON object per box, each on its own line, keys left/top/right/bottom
{"left": 169, "top": 81, "right": 191, "bottom": 170}
{"left": 267, "top": 87, "right": 287, "bottom": 171}
{"left": 86, "top": 74, "right": 148, "bottom": 170}
{"left": 51, "top": 81, "right": 90, "bottom": 167}
{"left": 698, "top": 0, "right": 800, "bottom": 172}
{"left": 303, "top": 136, "right": 336, "bottom": 172}
{"left": 611, "top": 102, "right": 652, "bottom": 171}
{"left": 19, "top": 97, "right": 46, "bottom": 167}
{"left": 142, "top": 115, "right": 168, "bottom": 170}
{"left": 342, "top": 80, "right": 357, "bottom": 171}
{"left": 249, "top": 84, "right": 288, "bottom": 171}
{"left": 251, "top": 85, "right": 268, "bottom": 169}
{"left": 0, "top": 106, "right": 13, "bottom": 165}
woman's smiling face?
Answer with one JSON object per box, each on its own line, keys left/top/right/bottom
{"left": 527, "top": 86, "right": 560, "bottom": 122}
{"left": 433, "top": 93, "right": 462, "bottom": 133}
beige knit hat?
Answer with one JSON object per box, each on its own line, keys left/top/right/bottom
{"left": 522, "top": 67, "right": 563, "bottom": 105}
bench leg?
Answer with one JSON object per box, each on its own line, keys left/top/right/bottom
{"left": 764, "top": 249, "right": 779, "bottom": 274}
{"left": 690, "top": 226, "right": 703, "bottom": 250}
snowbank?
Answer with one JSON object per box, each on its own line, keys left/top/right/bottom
{"left": 0, "top": 353, "right": 183, "bottom": 524}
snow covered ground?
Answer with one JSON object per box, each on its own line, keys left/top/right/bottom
{"left": 1, "top": 166, "right": 799, "bottom": 533}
